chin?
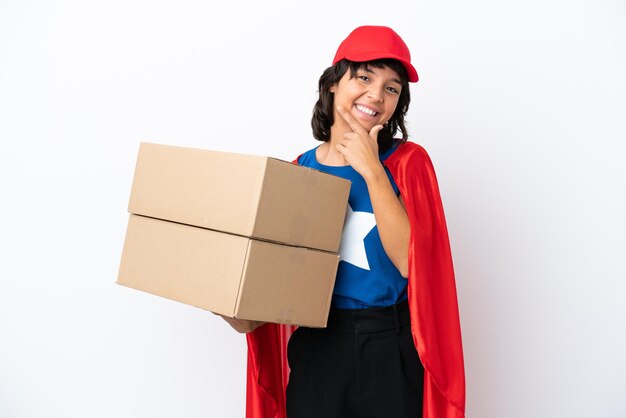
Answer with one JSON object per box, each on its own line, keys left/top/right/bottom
{"left": 353, "top": 116, "right": 379, "bottom": 130}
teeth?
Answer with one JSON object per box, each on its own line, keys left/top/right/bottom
{"left": 356, "top": 105, "right": 377, "bottom": 116}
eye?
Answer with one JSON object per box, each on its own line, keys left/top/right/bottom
{"left": 387, "top": 86, "right": 400, "bottom": 94}
{"left": 358, "top": 75, "right": 370, "bottom": 82}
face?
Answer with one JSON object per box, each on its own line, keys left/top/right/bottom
{"left": 329, "top": 64, "right": 402, "bottom": 132}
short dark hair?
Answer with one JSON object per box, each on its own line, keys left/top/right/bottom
{"left": 311, "top": 58, "right": 411, "bottom": 154}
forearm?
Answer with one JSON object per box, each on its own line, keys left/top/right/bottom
{"left": 363, "top": 164, "right": 410, "bottom": 277}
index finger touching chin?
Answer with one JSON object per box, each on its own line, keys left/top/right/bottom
{"left": 336, "top": 105, "right": 366, "bottom": 134}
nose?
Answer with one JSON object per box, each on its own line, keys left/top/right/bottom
{"left": 367, "top": 85, "right": 384, "bottom": 102}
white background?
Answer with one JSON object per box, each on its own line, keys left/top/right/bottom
{"left": 1, "top": 0, "right": 625, "bottom": 417}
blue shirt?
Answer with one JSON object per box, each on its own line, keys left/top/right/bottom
{"left": 297, "top": 144, "right": 408, "bottom": 309}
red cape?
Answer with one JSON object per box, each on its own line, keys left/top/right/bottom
{"left": 245, "top": 141, "right": 466, "bottom": 418}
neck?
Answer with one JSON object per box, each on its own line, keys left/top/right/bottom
{"left": 329, "top": 119, "right": 352, "bottom": 144}
{"left": 316, "top": 122, "right": 354, "bottom": 166}
{"left": 316, "top": 141, "right": 346, "bottom": 166}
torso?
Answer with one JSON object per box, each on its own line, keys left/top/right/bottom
{"left": 297, "top": 142, "right": 408, "bottom": 309}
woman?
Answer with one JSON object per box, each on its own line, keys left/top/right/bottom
{"left": 228, "top": 25, "right": 465, "bottom": 418}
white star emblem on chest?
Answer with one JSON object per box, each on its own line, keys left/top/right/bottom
{"left": 339, "top": 204, "right": 377, "bottom": 271}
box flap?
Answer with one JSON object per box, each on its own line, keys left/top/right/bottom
{"left": 128, "top": 143, "right": 266, "bottom": 237}
{"left": 234, "top": 239, "right": 339, "bottom": 327}
{"left": 117, "top": 214, "right": 249, "bottom": 316}
{"left": 253, "top": 158, "right": 350, "bottom": 252}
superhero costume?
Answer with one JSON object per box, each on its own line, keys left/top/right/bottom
{"left": 245, "top": 141, "right": 466, "bottom": 418}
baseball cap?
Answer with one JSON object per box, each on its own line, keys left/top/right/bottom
{"left": 332, "top": 26, "right": 419, "bottom": 83}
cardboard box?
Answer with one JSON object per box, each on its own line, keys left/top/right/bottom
{"left": 117, "top": 143, "right": 351, "bottom": 327}
{"left": 128, "top": 142, "right": 350, "bottom": 253}
{"left": 118, "top": 215, "right": 339, "bottom": 327}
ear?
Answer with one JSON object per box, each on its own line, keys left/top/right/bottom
{"left": 329, "top": 83, "right": 337, "bottom": 94}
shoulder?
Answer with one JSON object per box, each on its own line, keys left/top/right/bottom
{"left": 385, "top": 140, "right": 432, "bottom": 167}
{"left": 385, "top": 141, "right": 443, "bottom": 198}
{"left": 294, "top": 146, "right": 319, "bottom": 166}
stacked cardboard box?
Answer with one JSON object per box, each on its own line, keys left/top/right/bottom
{"left": 117, "top": 143, "right": 350, "bottom": 327}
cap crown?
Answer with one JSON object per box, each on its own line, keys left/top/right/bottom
{"left": 332, "top": 26, "right": 418, "bottom": 83}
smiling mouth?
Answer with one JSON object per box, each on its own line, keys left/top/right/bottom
{"left": 355, "top": 104, "right": 378, "bottom": 117}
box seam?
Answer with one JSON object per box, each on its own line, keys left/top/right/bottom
{"left": 250, "top": 158, "right": 268, "bottom": 239}
{"left": 128, "top": 213, "right": 338, "bottom": 255}
{"left": 233, "top": 239, "right": 253, "bottom": 318}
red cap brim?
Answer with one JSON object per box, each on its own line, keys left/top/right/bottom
{"left": 334, "top": 52, "right": 419, "bottom": 83}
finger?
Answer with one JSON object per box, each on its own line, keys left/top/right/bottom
{"left": 335, "top": 143, "right": 348, "bottom": 161}
{"left": 336, "top": 139, "right": 349, "bottom": 151}
{"left": 336, "top": 105, "right": 368, "bottom": 135}
{"left": 369, "top": 124, "right": 384, "bottom": 140}
{"left": 342, "top": 131, "right": 359, "bottom": 142}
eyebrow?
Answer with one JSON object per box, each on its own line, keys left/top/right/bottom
{"left": 361, "top": 66, "right": 402, "bottom": 85}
